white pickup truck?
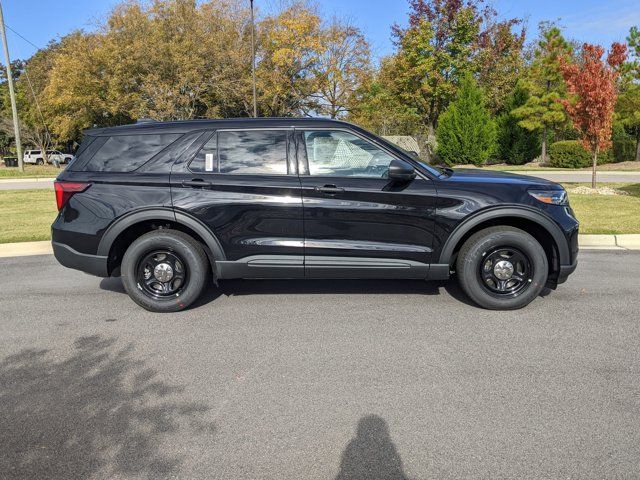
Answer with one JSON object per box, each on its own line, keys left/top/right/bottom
{"left": 23, "top": 150, "right": 74, "bottom": 165}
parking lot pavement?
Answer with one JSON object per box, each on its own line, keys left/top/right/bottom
{"left": 1, "top": 250, "right": 639, "bottom": 479}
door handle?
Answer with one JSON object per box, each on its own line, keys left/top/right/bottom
{"left": 181, "top": 179, "right": 210, "bottom": 189}
{"left": 314, "top": 185, "right": 345, "bottom": 195}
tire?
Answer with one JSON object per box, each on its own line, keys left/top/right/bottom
{"left": 121, "top": 229, "right": 208, "bottom": 312}
{"left": 36, "top": 159, "right": 44, "bottom": 165}
{"left": 456, "top": 226, "right": 548, "bottom": 310}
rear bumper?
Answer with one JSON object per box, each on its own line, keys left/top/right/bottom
{"left": 52, "top": 241, "right": 108, "bottom": 277}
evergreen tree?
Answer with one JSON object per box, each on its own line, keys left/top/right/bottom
{"left": 512, "top": 23, "right": 572, "bottom": 163}
{"left": 436, "top": 73, "right": 497, "bottom": 166}
{"left": 497, "top": 83, "right": 541, "bottom": 164}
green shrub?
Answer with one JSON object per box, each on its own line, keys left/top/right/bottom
{"left": 497, "top": 83, "right": 540, "bottom": 165}
{"left": 436, "top": 73, "right": 497, "bottom": 166}
{"left": 548, "top": 140, "right": 612, "bottom": 168}
{"left": 613, "top": 139, "right": 636, "bottom": 163}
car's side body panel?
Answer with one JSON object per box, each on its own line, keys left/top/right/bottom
{"left": 50, "top": 117, "right": 579, "bottom": 290}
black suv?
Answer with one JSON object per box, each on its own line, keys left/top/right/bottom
{"left": 52, "top": 118, "right": 578, "bottom": 312}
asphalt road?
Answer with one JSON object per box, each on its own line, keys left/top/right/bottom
{"left": 1, "top": 171, "right": 639, "bottom": 191}
{"left": 1, "top": 251, "right": 639, "bottom": 479}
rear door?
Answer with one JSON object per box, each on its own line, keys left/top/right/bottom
{"left": 170, "top": 128, "right": 304, "bottom": 278}
{"left": 297, "top": 129, "right": 437, "bottom": 278}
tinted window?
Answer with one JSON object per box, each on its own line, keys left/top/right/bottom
{"left": 304, "top": 130, "right": 394, "bottom": 178}
{"left": 83, "top": 133, "right": 181, "bottom": 172}
{"left": 31, "top": 150, "right": 41, "bottom": 155}
{"left": 73, "top": 136, "right": 95, "bottom": 158}
{"left": 218, "top": 130, "right": 287, "bottom": 175}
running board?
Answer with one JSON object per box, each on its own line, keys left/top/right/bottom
{"left": 216, "top": 255, "right": 449, "bottom": 280}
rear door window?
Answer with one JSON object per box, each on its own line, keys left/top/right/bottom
{"left": 189, "top": 130, "right": 288, "bottom": 175}
{"left": 82, "top": 133, "right": 181, "bottom": 172}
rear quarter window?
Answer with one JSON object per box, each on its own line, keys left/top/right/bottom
{"left": 81, "top": 133, "right": 181, "bottom": 172}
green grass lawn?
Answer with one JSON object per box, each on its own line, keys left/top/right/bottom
{"left": 0, "top": 189, "right": 58, "bottom": 243}
{"left": 0, "top": 164, "right": 65, "bottom": 178}
{"left": 0, "top": 183, "right": 639, "bottom": 244}
{"left": 563, "top": 183, "right": 640, "bottom": 234}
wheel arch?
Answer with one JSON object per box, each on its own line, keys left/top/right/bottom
{"left": 439, "top": 207, "right": 570, "bottom": 283}
{"left": 97, "top": 208, "right": 225, "bottom": 277}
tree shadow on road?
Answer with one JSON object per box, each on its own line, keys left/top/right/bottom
{"left": 336, "top": 415, "right": 410, "bottom": 480}
{"left": 0, "top": 335, "right": 214, "bottom": 479}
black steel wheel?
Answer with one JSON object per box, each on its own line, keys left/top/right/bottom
{"left": 477, "top": 246, "right": 532, "bottom": 296}
{"left": 137, "top": 250, "right": 188, "bottom": 298}
{"left": 121, "top": 229, "right": 208, "bottom": 312}
{"left": 456, "top": 226, "right": 548, "bottom": 310}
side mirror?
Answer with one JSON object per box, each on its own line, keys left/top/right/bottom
{"left": 388, "top": 158, "right": 417, "bottom": 182}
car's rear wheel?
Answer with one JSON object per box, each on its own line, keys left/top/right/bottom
{"left": 36, "top": 158, "right": 44, "bottom": 165}
{"left": 456, "top": 226, "right": 548, "bottom": 310}
{"left": 121, "top": 229, "right": 208, "bottom": 312}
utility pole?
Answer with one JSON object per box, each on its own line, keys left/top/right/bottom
{"left": 0, "top": 1, "right": 23, "bottom": 172}
{"left": 250, "top": 0, "right": 257, "bottom": 118}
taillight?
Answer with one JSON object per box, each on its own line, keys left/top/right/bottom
{"left": 54, "top": 181, "right": 90, "bottom": 211}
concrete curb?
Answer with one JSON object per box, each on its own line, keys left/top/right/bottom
{"left": 0, "top": 177, "right": 57, "bottom": 183}
{"left": 579, "top": 234, "right": 640, "bottom": 250}
{"left": 1, "top": 235, "right": 639, "bottom": 259}
{"left": 0, "top": 241, "right": 53, "bottom": 257}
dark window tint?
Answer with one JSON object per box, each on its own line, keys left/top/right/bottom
{"left": 218, "top": 130, "right": 287, "bottom": 175}
{"left": 189, "top": 134, "right": 218, "bottom": 173}
{"left": 31, "top": 150, "right": 41, "bottom": 155}
{"left": 304, "top": 130, "right": 394, "bottom": 178}
{"left": 73, "top": 136, "right": 95, "bottom": 158}
{"left": 83, "top": 133, "right": 181, "bottom": 172}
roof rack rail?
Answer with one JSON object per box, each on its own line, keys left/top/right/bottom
{"left": 136, "top": 118, "right": 157, "bottom": 124}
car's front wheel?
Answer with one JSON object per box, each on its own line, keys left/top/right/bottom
{"left": 121, "top": 229, "right": 208, "bottom": 312}
{"left": 456, "top": 226, "right": 548, "bottom": 310}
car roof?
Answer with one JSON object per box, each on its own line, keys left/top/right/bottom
{"left": 84, "top": 117, "right": 360, "bottom": 136}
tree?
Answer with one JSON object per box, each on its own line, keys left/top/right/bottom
{"left": 621, "top": 26, "right": 640, "bottom": 83}
{"left": 256, "top": 2, "right": 323, "bottom": 116}
{"left": 347, "top": 56, "right": 422, "bottom": 135}
{"left": 512, "top": 24, "right": 572, "bottom": 163}
{"left": 496, "top": 82, "right": 540, "bottom": 164}
{"left": 391, "top": 0, "right": 483, "bottom": 134}
{"left": 616, "top": 85, "right": 640, "bottom": 161}
{"left": 1, "top": 50, "right": 57, "bottom": 157}
{"left": 475, "top": 18, "right": 527, "bottom": 114}
{"left": 616, "top": 26, "right": 640, "bottom": 161}
{"left": 308, "top": 18, "right": 371, "bottom": 119}
{"left": 559, "top": 43, "right": 627, "bottom": 187}
{"left": 436, "top": 73, "right": 496, "bottom": 166}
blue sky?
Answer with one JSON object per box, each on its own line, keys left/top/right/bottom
{"left": 2, "top": 0, "right": 639, "bottom": 61}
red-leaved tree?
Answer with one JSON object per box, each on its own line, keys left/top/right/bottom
{"left": 559, "top": 43, "right": 627, "bottom": 187}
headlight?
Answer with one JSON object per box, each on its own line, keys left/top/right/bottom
{"left": 528, "top": 189, "right": 568, "bottom": 205}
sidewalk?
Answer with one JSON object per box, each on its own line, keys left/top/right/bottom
{"left": 0, "top": 177, "right": 57, "bottom": 182}
{"left": 1, "top": 235, "right": 639, "bottom": 258}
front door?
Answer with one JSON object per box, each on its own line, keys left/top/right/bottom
{"left": 297, "top": 129, "right": 437, "bottom": 278}
{"left": 171, "top": 128, "right": 304, "bottom": 278}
